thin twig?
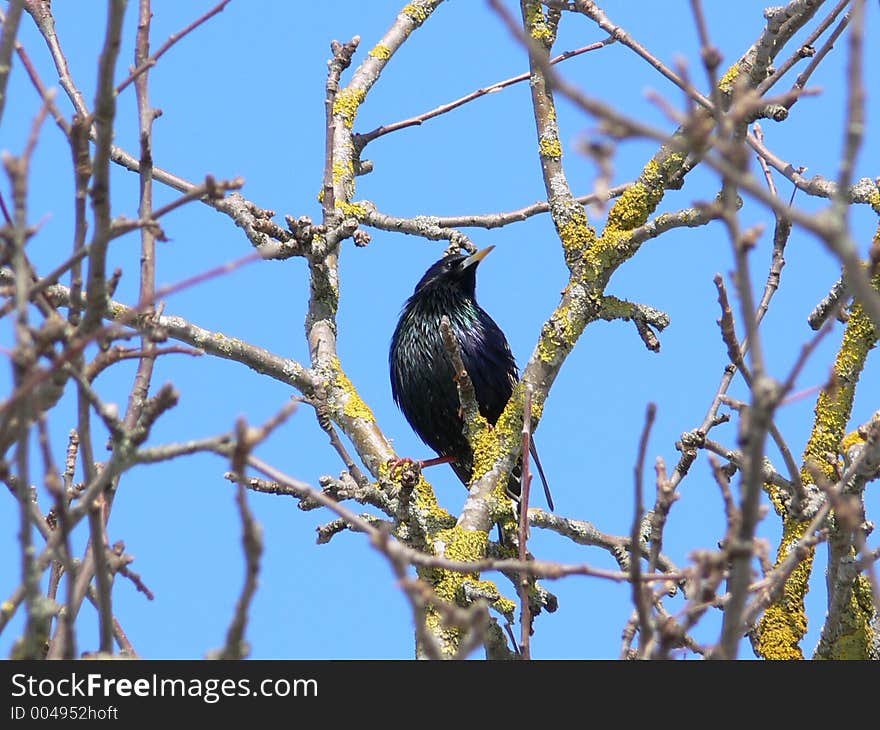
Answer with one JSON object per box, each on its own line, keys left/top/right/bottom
{"left": 0, "top": 0, "right": 25, "bottom": 124}
{"left": 213, "top": 478, "right": 263, "bottom": 660}
{"left": 356, "top": 40, "right": 613, "bottom": 146}
{"left": 631, "top": 403, "right": 656, "bottom": 659}
{"left": 518, "top": 386, "right": 533, "bottom": 660}
{"left": 115, "top": 0, "right": 233, "bottom": 93}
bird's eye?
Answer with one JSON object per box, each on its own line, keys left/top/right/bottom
{"left": 444, "top": 259, "right": 455, "bottom": 270}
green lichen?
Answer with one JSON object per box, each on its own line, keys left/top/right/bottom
{"left": 309, "top": 265, "right": 338, "bottom": 317}
{"left": 368, "top": 44, "right": 392, "bottom": 60}
{"left": 401, "top": 1, "right": 430, "bottom": 25}
{"left": 598, "top": 295, "right": 635, "bottom": 321}
{"left": 659, "top": 151, "right": 687, "bottom": 182}
{"left": 333, "top": 87, "right": 366, "bottom": 129}
{"left": 466, "top": 579, "right": 516, "bottom": 622}
{"left": 537, "top": 302, "right": 578, "bottom": 364}
{"left": 815, "top": 575, "right": 874, "bottom": 659}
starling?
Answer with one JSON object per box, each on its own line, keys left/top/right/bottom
{"left": 389, "top": 246, "right": 553, "bottom": 510}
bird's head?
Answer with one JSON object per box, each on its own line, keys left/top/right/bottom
{"left": 412, "top": 245, "right": 495, "bottom": 299}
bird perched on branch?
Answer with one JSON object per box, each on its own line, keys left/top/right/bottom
{"left": 389, "top": 245, "right": 553, "bottom": 510}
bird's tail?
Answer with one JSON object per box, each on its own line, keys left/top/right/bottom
{"left": 506, "top": 438, "right": 554, "bottom": 512}
{"left": 529, "top": 437, "right": 554, "bottom": 512}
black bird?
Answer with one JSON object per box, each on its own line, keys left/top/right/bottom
{"left": 389, "top": 246, "right": 553, "bottom": 510}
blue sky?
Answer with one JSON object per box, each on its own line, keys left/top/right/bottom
{"left": 1, "top": 1, "right": 879, "bottom": 659}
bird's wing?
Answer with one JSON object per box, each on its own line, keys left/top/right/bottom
{"left": 465, "top": 310, "right": 555, "bottom": 510}
{"left": 460, "top": 313, "right": 519, "bottom": 425}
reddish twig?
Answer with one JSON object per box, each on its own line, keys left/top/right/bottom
{"left": 630, "top": 402, "right": 656, "bottom": 658}
{"left": 115, "top": 0, "right": 233, "bottom": 94}
{"left": 356, "top": 41, "right": 612, "bottom": 146}
{"left": 518, "top": 386, "right": 534, "bottom": 659}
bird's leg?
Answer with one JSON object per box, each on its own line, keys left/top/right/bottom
{"left": 385, "top": 455, "right": 456, "bottom": 494}
{"left": 386, "top": 454, "right": 455, "bottom": 471}
{"left": 418, "top": 455, "right": 456, "bottom": 469}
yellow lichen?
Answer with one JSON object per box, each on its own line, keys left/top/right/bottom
{"left": 418, "top": 556, "right": 513, "bottom": 658}
{"left": 440, "top": 527, "right": 489, "bottom": 563}
{"left": 659, "top": 151, "right": 687, "bottom": 181}
{"left": 332, "top": 159, "right": 354, "bottom": 183}
{"left": 537, "top": 336, "right": 558, "bottom": 365}
{"left": 529, "top": 391, "right": 545, "bottom": 422}
{"left": 331, "top": 357, "right": 376, "bottom": 422}
{"left": 606, "top": 172, "right": 663, "bottom": 232}
{"left": 332, "top": 87, "right": 366, "bottom": 129}
{"left": 718, "top": 63, "right": 741, "bottom": 94}
{"left": 427, "top": 527, "right": 490, "bottom": 631}
{"left": 336, "top": 201, "right": 367, "bottom": 218}
{"left": 800, "top": 288, "right": 878, "bottom": 481}
{"left": 368, "top": 44, "right": 392, "bottom": 60}
{"left": 524, "top": 1, "right": 553, "bottom": 43}
{"left": 466, "top": 579, "right": 516, "bottom": 621}
{"left": 840, "top": 428, "right": 866, "bottom": 456}
{"left": 495, "top": 593, "right": 516, "bottom": 620}
{"left": 401, "top": 1, "right": 430, "bottom": 25}
{"left": 757, "top": 272, "right": 880, "bottom": 660}
{"left": 377, "top": 455, "right": 452, "bottom": 530}
{"left": 471, "top": 426, "right": 505, "bottom": 487}
{"left": 558, "top": 208, "right": 598, "bottom": 277}
{"left": 413, "top": 475, "right": 452, "bottom": 525}
{"left": 537, "top": 303, "right": 578, "bottom": 364}
{"left": 539, "top": 136, "right": 563, "bottom": 159}
{"left": 421, "top": 604, "right": 456, "bottom": 656}
{"left": 815, "top": 576, "right": 874, "bottom": 659}
{"left": 754, "top": 522, "right": 812, "bottom": 659}
{"left": 581, "top": 228, "right": 630, "bottom": 284}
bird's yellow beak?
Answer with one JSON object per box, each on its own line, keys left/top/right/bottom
{"left": 462, "top": 245, "right": 495, "bottom": 268}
